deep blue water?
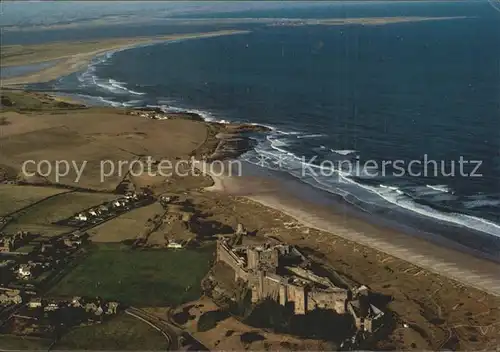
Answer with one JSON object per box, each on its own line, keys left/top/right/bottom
{"left": 26, "top": 1, "right": 500, "bottom": 258}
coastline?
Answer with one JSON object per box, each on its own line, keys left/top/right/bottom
{"left": 197, "top": 160, "right": 500, "bottom": 297}
{"left": 0, "top": 30, "right": 250, "bottom": 86}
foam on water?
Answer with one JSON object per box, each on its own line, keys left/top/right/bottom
{"left": 331, "top": 149, "right": 357, "bottom": 156}
{"left": 463, "top": 199, "right": 500, "bottom": 209}
{"left": 296, "top": 133, "right": 327, "bottom": 139}
{"left": 426, "top": 184, "right": 453, "bottom": 194}
{"left": 242, "top": 134, "right": 500, "bottom": 238}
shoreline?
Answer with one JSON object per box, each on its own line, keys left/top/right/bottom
{"left": 195, "top": 159, "right": 500, "bottom": 297}
{"left": 1, "top": 30, "right": 250, "bottom": 86}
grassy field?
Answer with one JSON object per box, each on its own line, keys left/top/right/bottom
{"left": 1, "top": 223, "right": 73, "bottom": 237}
{"left": 13, "top": 191, "right": 117, "bottom": 225}
{"left": 0, "top": 334, "right": 52, "bottom": 350}
{"left": 53, "top": 313, "right": 168, "bottom": 350}
{"left": 89, "top": 202, "right": 165, "bottom": 242}
{"left": 49, "top": 243, "right": 214, "bottom": 307}
{"left": 0, "top": 184, "right": 68, "bottom": 216}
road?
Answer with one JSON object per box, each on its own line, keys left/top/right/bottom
{"left": 125, "top": 307, "right": 179, "bottom": 350}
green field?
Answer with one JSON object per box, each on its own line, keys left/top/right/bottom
{"left": 49, "top": 243, "right": 214, "bottom": 307}
{"left": 53, "top": 313, "right": 168, "bottom": 350}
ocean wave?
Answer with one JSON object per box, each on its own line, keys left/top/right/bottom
{"left": 296, "top": 133, "right": 327, "bottom": 139}
{"left": 248, "top": 122, "right": 277, "bottom": 131}
{"left": 245, "top": 138, "right": 500, "bottom": 238}
{"left": 463, "top": 199, "right": 500, "bottom": 209}
{"left": 97, "top": 97, "right": 124, "bottom": 107}
{"left": 159, "top": 105, "right": 224, "bottom": 123}
{"left": 426, "top": 184, "right": 453, "bottom": 194}
{"left": 276, "top": 130, "right": 301, "bottom": 135}
{"left": 93, "top": 78, "right": 146, "bottom": 96}
{"left": 379, "top": 184, "right": 404, "bottom": 195}
{"left": 109, "top": 79, "right": 146, "bottom": 96}
{"left": 331, "top": 149, "right": 357, "bottom": 156}
{"left": 369, "top": 183, "right": 500, "bottom": 237}
{"left": 267, "top": 137, "right": 289, "bottom": 148}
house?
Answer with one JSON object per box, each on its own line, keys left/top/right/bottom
{"left": 70, "top": 296, "right": 82, "bottom": 308}
{"left": 84, "top": 302, "right": 98, "bottom": 312}
{"left": 98, "top": 205, "right": 109, "bottom": 213}
{"left": 75, "top": 213, "right": 88, "bottom": 222}
{"left": 94, "top": 306, "right": 104, "bottom": 316}
{"left": 63, "top": 238, "right": 82, "bottom": 248}
{"left": 28, "top": 298, "right": 42, "bottom": 309}
{"left": 17, "top": 264, "right": 32, "bottom": 279}
{"left": 106, "top": 302, "right": 119, "bottom": 314}
{"left": 0, "top": 238, "right": 12, "bottom": 252}
{"left": 113, "top": 200, "right": 125, "bottom": 208}
{"left": 167, "top": 241, "right": 183, "bottom": 249}
{"left": 44, "top": 302, "right": 59, "bottom": 311}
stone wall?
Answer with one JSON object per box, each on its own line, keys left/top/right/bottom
{"left": 307, "top": 289, "right": 348, "bottom": 314}
{"left": 216, "top": 240, "right": 249, "bottom": 281}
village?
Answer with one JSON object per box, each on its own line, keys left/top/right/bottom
{"left": 0, "top": 191, "right": 155, "bottom": 341}
{"left": 0, "top": 227, "right": 121, "bottom": 339}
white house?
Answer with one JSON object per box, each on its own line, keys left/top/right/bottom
{"left": 167, "top": 241, "right": 183, "bottom": 249}
{"left": 17, "top": 265, "right": 31, "bottom": 279}
{"left": 76, "top": 213, "right": 88, "bottom": 221}
{"left": 28, "top": 298, "right": 42, "bottom": 309}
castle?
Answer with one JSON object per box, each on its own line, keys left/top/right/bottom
{"left": 216, "top": 238, "right": 349, "bottom": 315}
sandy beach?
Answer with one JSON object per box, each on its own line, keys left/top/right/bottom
{"left": 198, "top": 160, "right": 500, "bottom": 297}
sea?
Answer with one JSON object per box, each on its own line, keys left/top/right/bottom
{"left": 5, "top": 1, "right": 500, "bottom": 260}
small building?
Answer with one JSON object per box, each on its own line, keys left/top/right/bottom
{"left": 106, "top": 302, "right": 119, "bottom": 315}
{"left": 75, "top": 213, "right": 88, "bottom": 222}
{"left": 167, "top": 241, "right": 183, "bottom": 249}
{"left": 28, "top": 298, "right": 43, "bottom": 309}
{"left": 70, "top": 296, "right": 82, "bottom": 308}
{"left": 44, "top": 302, "right": 59, "bottom": 312}
{"left": 63, "top": 238, "right": 82, "bottom": 248}
{"left": 17, "top": 264, "right": 32, "bottom": 279}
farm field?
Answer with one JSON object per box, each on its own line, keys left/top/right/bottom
{"left": 0, "top": 184, "right": 68, "bottom": 216}
{"left": 88, "top": 202, "right": 165, "bottom": 243}
{"left": 49, "top": 243, "right": 215, "bottom": 306}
